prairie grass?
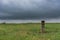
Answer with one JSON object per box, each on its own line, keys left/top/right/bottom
{"left": 0, "top": 23, "right": 60, "bottom": 40}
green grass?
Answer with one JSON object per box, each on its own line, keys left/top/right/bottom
{"left": 0, "top": 23, "right": 60, "bottom": 40}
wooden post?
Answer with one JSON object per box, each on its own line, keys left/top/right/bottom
{"left": 41, "top": 20, "right": 45, "bottom": 33}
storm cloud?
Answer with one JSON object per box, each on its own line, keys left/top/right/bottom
{"left": 0, "top": 0, "right": 60, "bottom": 19}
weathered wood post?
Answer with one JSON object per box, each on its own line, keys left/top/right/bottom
{"left": 41, "top": 20, "right": 45, "bottom": 33}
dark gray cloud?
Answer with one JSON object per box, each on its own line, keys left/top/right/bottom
{"left": 0, "top": 0, "right": 60, "bottom": 19}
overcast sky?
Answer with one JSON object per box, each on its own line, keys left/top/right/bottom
{"left": 0, "top": 0, "right": 60, "bottom": 20}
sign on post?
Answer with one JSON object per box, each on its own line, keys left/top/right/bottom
{"left": 41, "top": 20, "right": 45, "bottom": 33}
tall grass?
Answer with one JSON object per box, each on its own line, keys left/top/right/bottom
{"left": 0, "top": 23, "right": 60, "bottom": 40}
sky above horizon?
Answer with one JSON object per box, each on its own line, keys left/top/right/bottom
{"left": 0, "top": 0, "right": 60, "bottom": 20}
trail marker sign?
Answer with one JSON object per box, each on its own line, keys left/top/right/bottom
{"left": 41, "top": 20, "right": 45, "bottom": 33}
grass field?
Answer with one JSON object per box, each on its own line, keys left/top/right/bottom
{"left": 0, "top": 23, "right": 60, "bottom": 40}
